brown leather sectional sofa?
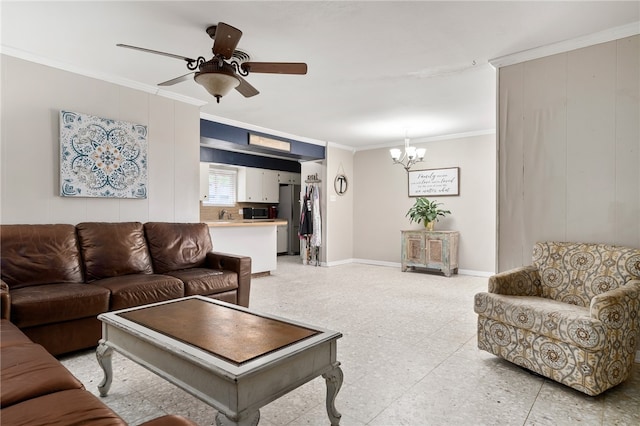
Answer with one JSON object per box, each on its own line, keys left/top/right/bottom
{"left": 1, "top": 318, "right": 197, "bottom": 425}
{"left": 0, "top": 221, "right": 252, "bottom": 355}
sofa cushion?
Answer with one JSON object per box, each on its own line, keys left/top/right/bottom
{"left": 1, "top": 342, "right": 84, "bottom": 407}
{"left": 474, "top": 292, "right": 607, "bottom": 351}
{"left": 9, "top": 283, "right": 110, "bottom": 328}
{"left": 0, "top": 224, "right": 83, "bottom": 288}
{"left": 144, "top": 222, "right": 213, "bottom": 274}
{"left": 0, "top": 319, "right": 32, "bottom": 348}
{"left": 93, "top": 274, "right": 184, "bottom": 310}
{"left": 167, "top": 268, "right": 237, "bottom": 296}
{"left": 77, "top": 222, "right": 153, "bottom": 281}
{"left": 0, "top": 388, "right": 126, "bottom": 425}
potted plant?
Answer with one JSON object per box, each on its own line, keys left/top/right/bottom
{"left": 406, "top": 197, "right": 451, "bottom": 231}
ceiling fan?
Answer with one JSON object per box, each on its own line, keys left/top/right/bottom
{"left": 117, "top": 22, "right": 307, "bottom": 103}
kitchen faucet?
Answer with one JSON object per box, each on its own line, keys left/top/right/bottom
{"left": 218, "top": 209, "right": 229, "bottom": 220}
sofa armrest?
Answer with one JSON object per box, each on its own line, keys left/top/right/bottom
{"left": 488, "top": 265, "right": 541, "bottom": 296}
{"left": 590, "top": 280, "right": 640, "bottom": 331}
{"left": 1, "top": 279, "right": 10, "bottom": 320}
{"left": 206, "top": 252, "right": 252, "bottom": 307}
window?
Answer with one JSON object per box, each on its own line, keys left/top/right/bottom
{"left": 205, "top": 167, "right": 237, "bottom": 206}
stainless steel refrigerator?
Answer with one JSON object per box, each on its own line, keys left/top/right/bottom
{"left": 277, "top": 184, "right": 301, "bottom": 255}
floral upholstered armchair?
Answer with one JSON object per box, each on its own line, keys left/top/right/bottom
{"left": 474, "top": 242, "right": 640, "bottom": 396}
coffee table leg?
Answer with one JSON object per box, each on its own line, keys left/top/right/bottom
{"left": 323, "top": 364, "right": 344, "bottom": 425}
{"left": 215, "top": 410, "right": 260, "bottom": 426}
{"left": 96, "top": 341, "right": 113, "bottom": 397}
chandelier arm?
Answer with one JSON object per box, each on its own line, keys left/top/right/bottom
{"left": 392, "top": 154, "right": 424, "bottom": 171}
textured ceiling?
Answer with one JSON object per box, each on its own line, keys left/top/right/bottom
{"left": 2, "top": 1, "right": 638, "bottom": 149}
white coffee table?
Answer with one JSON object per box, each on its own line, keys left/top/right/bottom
{"left": 96, "top": 296, "right": 343, "bottom": 426}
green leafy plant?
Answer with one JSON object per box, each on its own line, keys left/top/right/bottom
{"left": 406, "top": 197, "right": 451, "bottom": 225}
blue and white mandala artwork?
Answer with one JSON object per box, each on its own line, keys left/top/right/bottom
{"left": 60, "top": 111, "right": 148, "bottom": 198}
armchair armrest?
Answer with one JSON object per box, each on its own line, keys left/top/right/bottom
{"left": 1, "top": 279, "right": 10, "bottom": 320}
{"left": 590, "top": 280, "right": 640, "bottom": 331}
{"left": 488, "top": 265, "right": 542, "bottom": 296}
{"left": 206, "top": 252, "right": 252, "bottom": 307}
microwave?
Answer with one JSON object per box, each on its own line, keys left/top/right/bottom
{"left": 242, "top": 207, "right": 269, "bottom": 219}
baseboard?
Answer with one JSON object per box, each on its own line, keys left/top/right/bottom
{"left": 351, "top": 258, "right": 400, "bottom": 268}
{"left": 326, "top": 258, "right": 495, "bottom": 277}
{"left": 458, "top": 269, "right": 494, "bottom": 278}
{"left": 324, "top": 258, "right": 357, "bottom": 267}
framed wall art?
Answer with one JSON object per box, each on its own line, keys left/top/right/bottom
{"left": 60, "top": 111, "right": 148, "bottom": 198}
{"left": 408, "top": 167, "right": 459, "bottom": 197}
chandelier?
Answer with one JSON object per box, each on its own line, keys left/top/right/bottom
{"left": 390, "top": 134, "right": 426, "bottom": 171}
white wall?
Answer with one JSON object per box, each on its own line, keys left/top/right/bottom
{"left": 497, "top": 35, "right": 640, "bottom": 270}
{"left": 325, "top": 144, "right": 354, "bottom": 265}
{"left": 0, "top": 55, "right": 200, "bottom": 224}
{"left": 353, "top": 133, "right": 497, "bottom": 275}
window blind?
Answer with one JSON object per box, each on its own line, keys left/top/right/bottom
{"left": 206, "top": 167, "right": 237, "bottom": 206}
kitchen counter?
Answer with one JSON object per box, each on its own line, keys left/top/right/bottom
{"left": 206, "top": 220, "right": 288, "bottom": 274}
{"left": 206, "top": 219, "right": 287, "bottom": 228}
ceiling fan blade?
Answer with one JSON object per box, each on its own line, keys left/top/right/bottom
{"left": 158, "top": 72, "right": 195, "bottom": 86}
{"left": 241, "top": 62, "right": 307, "bottom": 75}
{"left": 235, "top": 75, "right": 260, "bottom": 98}
{"left": 116, "top": 44, "right": 196, "bottom": 63}
{"left": 212, "top": 22, "right": 242, "bottom": 60}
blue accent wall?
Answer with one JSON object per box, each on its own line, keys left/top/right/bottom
{"left": 200, "top": 119, "right": 325, "bottom": 163}
{"left": 200, "top": 147, "right": 301, "bottom": 172}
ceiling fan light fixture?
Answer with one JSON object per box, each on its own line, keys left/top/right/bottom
{"left": 194, "top": 71, "right": 240, "bottom": 103}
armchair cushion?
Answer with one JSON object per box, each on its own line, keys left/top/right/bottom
{"left": 487, "top": 265, "right": 541, "bottom": 296}
{"left": 533, "top": 242, "right": 640, "bottom": 306}
{"left": 474, "top": 293, "right": 605, "bottom": 351}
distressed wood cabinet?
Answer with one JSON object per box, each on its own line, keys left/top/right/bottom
{"left": 401, "top": 230, "right": 459, "bottom": 277}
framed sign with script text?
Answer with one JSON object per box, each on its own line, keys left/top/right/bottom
{"left": 408, "top": 167, "right": 459, "bottom": 197}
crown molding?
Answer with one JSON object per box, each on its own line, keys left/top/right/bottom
{"left": 327, "top": 141, "right": 356, "bottom": 153}
{"left": 356, "top": 128, "right": 496, "bottom": 152}
{"left": 490, "top": 21, "right": 640, "bottom": 68}
{"left": 0, "top": 46, "right": 208, "bottom": 107}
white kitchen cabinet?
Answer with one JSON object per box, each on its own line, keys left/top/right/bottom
{"left": 290, "top": 173, "right": 301, "bottom": 185}
{"left": 199, "top": 163, "right": 210, "bottom": 202}
{"left": 277, "top": 171, "right": 302, "bottom": 185}
{"left": 262, "top": 169, "right": 280, "bottom": 202}
{"left": 238, "top": 167, "right": 262, "bottom": 202}
{"left": 277, "top": 171, "right": 301, "bottom": 185}
{"left": 237, "top": 167, "right": 280, "bottom": 203}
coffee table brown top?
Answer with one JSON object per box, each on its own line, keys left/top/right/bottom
{"left": 118, "top": 298, "right": 320, "bottom": 365}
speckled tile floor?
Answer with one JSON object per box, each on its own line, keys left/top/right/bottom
{"left": 60, "top": 256, "right": 640, "bottom": 425}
